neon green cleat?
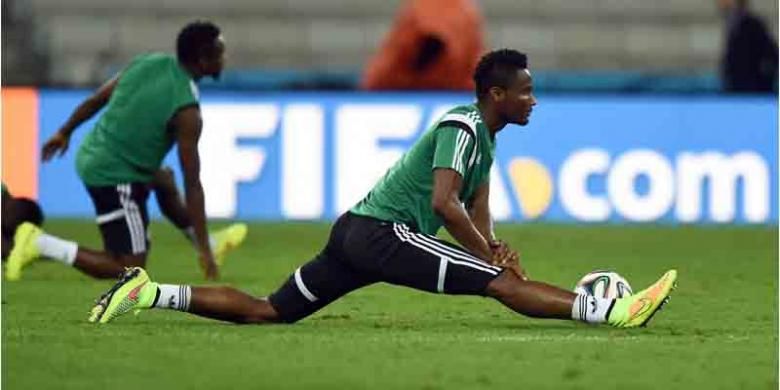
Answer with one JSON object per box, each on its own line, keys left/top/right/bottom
{"left": 608, "top": 270, "right": 677, "bottom": 328}
{"left": 212, "top": 223, "right": 248, "bottom": 267}
{"left": 5, "top": 222, "right": 43, "bottom": 281}
{"left": 88, "top": 267, "right": 157, "bottom": 324}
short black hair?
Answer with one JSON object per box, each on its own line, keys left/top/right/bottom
{"left": 176, "top": 20, "right": 221, "bottom": 64}
{"left": 473, "top": 49, "right": 528, "bottom": 98}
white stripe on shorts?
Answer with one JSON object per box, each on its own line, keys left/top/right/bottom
{"left": 127, "top": 198, "right": 146, "bottom": 252}
{"left": 398, "top": 224, "right": 502, "bottom": 273}
{"left": 96, "top": 209, "right": 126, "bottom": 224}
{"left": 437, "top": 257, "right": 448, "bottom": 292}
{"left": 126, "top": 184, "right": 145, "bottom": 253}
{"left": 392, "top": 224, "right": 499, "bottom": 275}
{"left": 117, "top": 184, "right": 145, "bottom": 254}
{"left": 294, "top": 267, "right": 318, "bottom": 302}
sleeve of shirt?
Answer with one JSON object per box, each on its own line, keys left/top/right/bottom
{"left": 432, "top": 126, "right": 475, "bottom": 177}
{"left": 173, "top": 79, "right": 199, "bottom": 111}
{"left": 167, "top": 80, "right": 199, "bottom": 123}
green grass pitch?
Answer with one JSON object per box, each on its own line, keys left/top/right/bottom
{"left": 2, "top": 220, "right": 777, "bottom": 389}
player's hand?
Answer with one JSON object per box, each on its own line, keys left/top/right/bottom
{"left": 490, "top": 240, "right": 528, "bottom": 280}
{"left": 489, "top": 239, "right": 508, "bottom": 264}
{"left": 41, "top": 131, "right": 71, "bottom": 161}
{"left": 199, "top": 251, "right": 219, "bottom": 281}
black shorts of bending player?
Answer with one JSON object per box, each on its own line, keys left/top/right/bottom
{"left": 86, "top": 183, "right": 150, "bottom": 256}
{"left": 268, "top": 212, "right": 506, "bottom": 323}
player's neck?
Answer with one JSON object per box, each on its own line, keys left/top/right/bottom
{"left": 476, "top": 102, "right": 507, "bottom": 136}
{"left": 179, "top": 62, "right": 203, "bottom": 81}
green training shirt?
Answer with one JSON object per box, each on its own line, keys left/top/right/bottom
{"left": 76, "top": 53, "right": 199, "bottom": 186}
{"left": 350, "top": 104, "right": 495, "bottom": 235}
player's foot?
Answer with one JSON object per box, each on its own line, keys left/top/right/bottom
{"left": 5, "top": 222, "right": 42, "bottom": 281}
{"left": 212, "top": 223, "right": 248, "bottom": 267}
{"left": 607, "top": 269, "right": 677, "bottom": 328}
{"left": 88, "top": 267, "right": 157, "bottom": 324}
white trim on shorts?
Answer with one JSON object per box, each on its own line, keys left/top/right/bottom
{"left": 392, "top": 223, "right": 501, "bottom": 276}
{"left": 294, "top": 267, "right": 318, "bottom": 302}
{"left": 117, "top": 184, "right": 146, "bottom": 254}
{"left": 437, "top": 257, "right": 449, "bottom": 292}
{"left": 95, "top": 209, "right": 126, "bottom": 224}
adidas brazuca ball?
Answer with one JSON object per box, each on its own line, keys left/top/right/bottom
{"left": 574, "top": 270, "right": 633, "bottom": 299}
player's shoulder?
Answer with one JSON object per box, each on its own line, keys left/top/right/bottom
{"left": 127, "top": 52, "right": 171, "bottom": 68}
{"left": 125, "top": 53, "right": 185, "bottom": 80}
{"left": 436, "top": 104, "right": 482, "bottom": 137}
{"left": 126, "top": 53, "right": 193, "bottom": 88}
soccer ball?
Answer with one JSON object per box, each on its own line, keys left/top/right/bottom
{"left": 574, "top": 270, "right": 633, "bottom": 299}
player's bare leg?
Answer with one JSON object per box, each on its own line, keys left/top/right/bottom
{"left": 89, "top": 267, "right": 281, "bottom": 324}
{"left": 485, "top": 270, "right": 576, "bottom": 319}
{"left": 188, "top": 286, "right": 280, "bottom": 324}
{"left": 485, "top": 268, "right": 677, "bottom": 327}
{"left": 152, "top": 167, "right": 191, "bottom": 230}
{"left": 73, "top": 250, "right": 145, "bottom": 279}
{"left": 6, "top": 222, "right": 145, "bottom": 280}
{"left": 152, "top": 167, "right": 247, "bottom": 266}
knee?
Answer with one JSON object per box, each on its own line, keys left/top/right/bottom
{"left": 241, "top": 297, "right": 282, "bottom": 325}
{"left": 485, "top": 269, "right": 525, "bottom": 299}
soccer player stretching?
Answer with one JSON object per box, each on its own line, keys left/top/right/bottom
{"left": 6, "top": 21, "right": 246, "bottom": 281}
{"left": 89, "top": 49, "right": 676, "bottom": 328}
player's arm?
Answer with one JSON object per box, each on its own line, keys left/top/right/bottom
{"left": 466, "top": 182, "right": 528, "bottom": 279}
{"left": 430, "top": 126, "right": 493, "bottom": 262}
{"left": 173, "top": 106, "right": 218, "bottom": 280}
{"left": 432, "top": 168, "right": 493, "bottom": 262}
{"left": 41, "top": 74, "right": 120, "bottom": 161}
{"left": 466, "top": 182, "right": 494, "bottom": 242}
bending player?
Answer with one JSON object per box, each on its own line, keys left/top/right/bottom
{"left": 88, "top": 49, "right": 676, "bottom": 328}
{"left": 6, "top": 21, "right": 246, "bottom": 281}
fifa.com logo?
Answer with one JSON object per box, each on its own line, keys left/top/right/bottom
{"left": 504, "top": 149, "right": 769, "bottom": 223}
{"left": 196, "top": 103, "right": 772, "bottom": 223}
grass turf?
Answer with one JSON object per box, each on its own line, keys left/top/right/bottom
{"left": 2, "top": 220, "right": 777, "bottom": 389}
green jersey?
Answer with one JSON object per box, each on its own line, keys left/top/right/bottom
{"left": 76, "top": 53, "right": 199, "bottom": 186}
{"left": 350, "top": 104, "right": 495, "bottom": 235}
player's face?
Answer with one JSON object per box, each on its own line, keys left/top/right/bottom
{"left": 500, "top": 69, "right": 536, "bottom": 126}
{"left": 201, "top": 36, "right": 226, "bottom": 80}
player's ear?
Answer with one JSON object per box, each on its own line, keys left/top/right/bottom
{"left": 196, "top": 46, "right": 213, "bottom": 69}
{"left": 488, "top": 86, "right": 505, "bottom": 102}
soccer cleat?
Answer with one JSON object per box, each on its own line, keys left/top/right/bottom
{"left": 88, "top": 267, "right": 157, "bottom": 324}
{"left": 5, "top": 222, "right": 43, "bottom": 281}
{"left": 212, "top": 223, "right": 248, "bottom": 267}
{"left": 607, "top": 269, "right": 677, "bottom": 328}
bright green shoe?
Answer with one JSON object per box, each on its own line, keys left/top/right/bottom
{"left": 212, "top": 223, "right": 248, "bottom": 267}
{"left": 608, "top": 270, "right": 677, "bottom": 328}
{"left": 88, "top": 267, "right": 157, "bottom": 324}
{"left": 5, "top": 222, "right": 43, "bottom": 281}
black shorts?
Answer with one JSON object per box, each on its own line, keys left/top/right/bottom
{"left": 86, "top": 183, "right": 150, "bottom": 255}
{"left": 268, "top": 212, "right": 505, "bottom": 323}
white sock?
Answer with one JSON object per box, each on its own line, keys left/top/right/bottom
{"left": 571, "top": 294, "right": 614, "bottom": 324}
{"left": 154, "top": 284, "right": 192, "bottom": 311}
{"left": 182, "top": 227, "right": 215, "bottom": 251}
{"left": 36, "top": 233, "right": 78, "bottom": 266}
